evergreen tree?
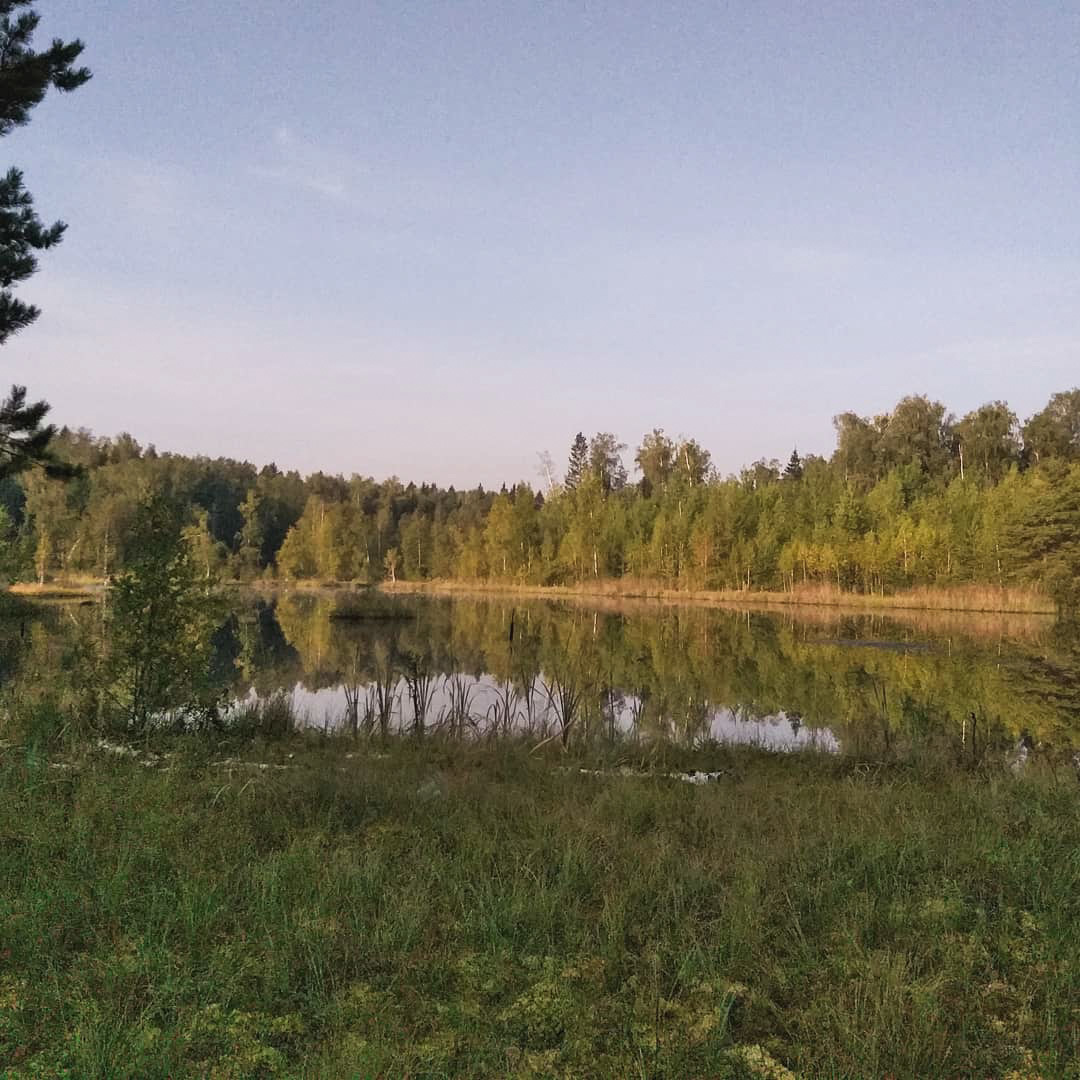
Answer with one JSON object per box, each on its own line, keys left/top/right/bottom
{"left": 784, "top": 449, "right": 803, "bottom": 480}
{"left": 1007, "top": 463, "right": 1080, "bottom": 614}
{"left": 0, "top": 3, "right": 90, "bottom": 477}
{"left": 0, "top": 384, "right": 73, "bottom": 477}
{"left": 565, "top": 432, "right": 588, "bottom": 490}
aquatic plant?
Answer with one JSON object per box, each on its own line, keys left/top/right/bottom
{"left": 402, "top": 649, "right": 437, "bottom": 735}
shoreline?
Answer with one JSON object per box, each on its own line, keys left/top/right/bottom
{"left": 9, "top": 577, "right": 1057, "bottom": 617}
{"left": 377, "top": 578, "right": 1056, "bottom": 616}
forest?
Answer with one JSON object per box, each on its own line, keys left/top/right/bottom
{"left": 5, "top": 388, "right": 1080, "bottom": 608}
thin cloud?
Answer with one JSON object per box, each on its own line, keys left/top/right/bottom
{"left": 252, "top": 164, "right": 348, "bottom": 200}
{"left": 254, "top": 124, "right": 355, "bottom": 203}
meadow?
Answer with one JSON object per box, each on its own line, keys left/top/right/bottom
{"left": 0, "top": 732, "right": 1076, "bottom": 1078}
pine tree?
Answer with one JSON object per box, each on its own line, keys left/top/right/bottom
{"left": 784, "top": 448, "right": 803, "bottom": 481}
{"left": 1006, "top": 462, "right": 1080, "bottom": 614}
{"left": 565, "top": 432, "right": 588, "bottom": 490}
{"left": 0, "top": 384, "right": 73, "bottom": 477}
{"left": 0, "top": 3, "right": 90, "bottom": 477}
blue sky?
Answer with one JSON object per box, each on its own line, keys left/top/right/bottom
{"left": 6, "top": 1, "right": 1079, "bottom": 487}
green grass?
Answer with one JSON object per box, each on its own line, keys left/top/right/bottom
{"left": 0, "top": 738, "right": 1076, "bottom": 1077}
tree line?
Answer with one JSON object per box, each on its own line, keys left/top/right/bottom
{"left": 1, "top": 10, "right": 1078, "bottom": 611}
{"left": 1, "top": 10, "right": 1078, "bottom": 612}
{"left": 5, "top": 389, "right": 1080, "bottom": 609}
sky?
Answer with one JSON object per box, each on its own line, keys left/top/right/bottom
{"left": 5, "top": 1, "right": 1079, "bottom": 488}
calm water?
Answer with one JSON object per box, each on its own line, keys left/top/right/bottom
{"left": 11, "top": 590, "right": 1080, "bottom": 752}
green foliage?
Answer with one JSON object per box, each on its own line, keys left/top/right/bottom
{"left": 588, "top": 430, "right": 628, "bottom": 493}
{"left": 1007, "top": 463, "right": 1080, "bottom": 613}
{"left": 1022, "top": 389, "right": 1080, "bottom": 464}
{"left": 0, "top": 3, "right": 91, "bottom": 137}
{"left": 0, "top": 384, "right": 71, "bottom": 480}
{"left": 102, "top": 494, "right": 222, "bottom": 731}
{"left": 564, "top": 431, "right": 588, "bottom": 490}
{"left": 278, "top": 495, "right": 372, "bottom": 581}
{"left": 955, "top": 400, "right": 1021, "bottom": 483}
{"left": 0, "top": 4, "right": 90, "bottom": 476}
{"left": 0, "top": 503, "right": 15, "bottom": 578}
{"left": 8, "top": 389, "right": 1080, "bottom": 602}
{"left": 636, "top": 427, "right": 675, "bottom": 492}
{"left": 783, "top": 448, "right": 803, "bottom": 480}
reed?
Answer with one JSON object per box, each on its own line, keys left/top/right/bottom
{"left": 382, "top": 578, "right": 1055, "bottom": 615}
{"left": 368, "top": 642, "right": 397, "bottom": 737}
{"left": 402, "top": 650, "right": 437, "bottom": 735}
{"left": 545, "top": 673, "right": 585, "bottom": 747}
{"left": 486, "top": 679, "right": 522, "bottom": 736}
{"left": 440, "top": 672, "right": 478, "bottom": 735}
{"left": 341, "top": 646, "right": 365, "bottom": 737}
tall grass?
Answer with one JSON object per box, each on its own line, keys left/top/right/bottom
{"left": 367, "top": 641, "right": 397, "bottom": 737}
{"left": 224, "top": 689, "right": 297, "bottom": 739}
{"left": 384, "top": 577, "right": 1055, "bottom": 614}
{"left": 487, "top": 679, "right": 522, "bottom": 735}
{"left": 440, "top": 672, "right": 477, "bottom": 735}
{"left": 545, "top": 673, "right": 585, "bottom": 747}
{"left": 0, "top": 738, "right": 1075, "bottom": 1077}
{"left": 341, "top": 646, "right": 365, "bottom": 737}
{"left": 402, "top": 650, "right": 437, "bottom": 735}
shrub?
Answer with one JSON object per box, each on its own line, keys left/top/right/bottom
{"left": 101, "top": 493, "right": 222, "bottom": 732}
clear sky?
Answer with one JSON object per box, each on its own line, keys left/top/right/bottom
{"left": 6, "top": 1, "right": 1079, "bottom": 488}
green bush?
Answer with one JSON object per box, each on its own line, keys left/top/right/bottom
{"left": 100, "top": 493, "right": 222, "bottom": 732}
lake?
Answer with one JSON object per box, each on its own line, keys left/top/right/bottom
{"left": 9, "top": 590, "right": 1080, "bottom": 755}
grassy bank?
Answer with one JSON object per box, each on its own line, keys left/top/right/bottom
{"left": 0, "top": 738, "right": 1075, "bottom": 1077}
{"left": 19, "top": 576, "right": 1055, "bottom": 616}
{"left": 382, "top": 579, "right": 1057, "bottom": 615}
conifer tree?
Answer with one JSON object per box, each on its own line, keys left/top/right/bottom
{"left": 565, "top": 432, "right": 588, "bottom": 490}
{"left": 0, "top": 384, "right": 71, "bottom": 477}
{"left": 784, "top": 449, "right": 803, "bottom": 480}
{"left": 1006, "top": 462, "right": 1080, "bottom": 614}
{"left": 0, "top": 3, "right": 90, "bottom": 477}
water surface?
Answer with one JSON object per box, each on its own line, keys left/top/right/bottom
{"left": 10, "top": 590, "right": 1080, "bottom": 753}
